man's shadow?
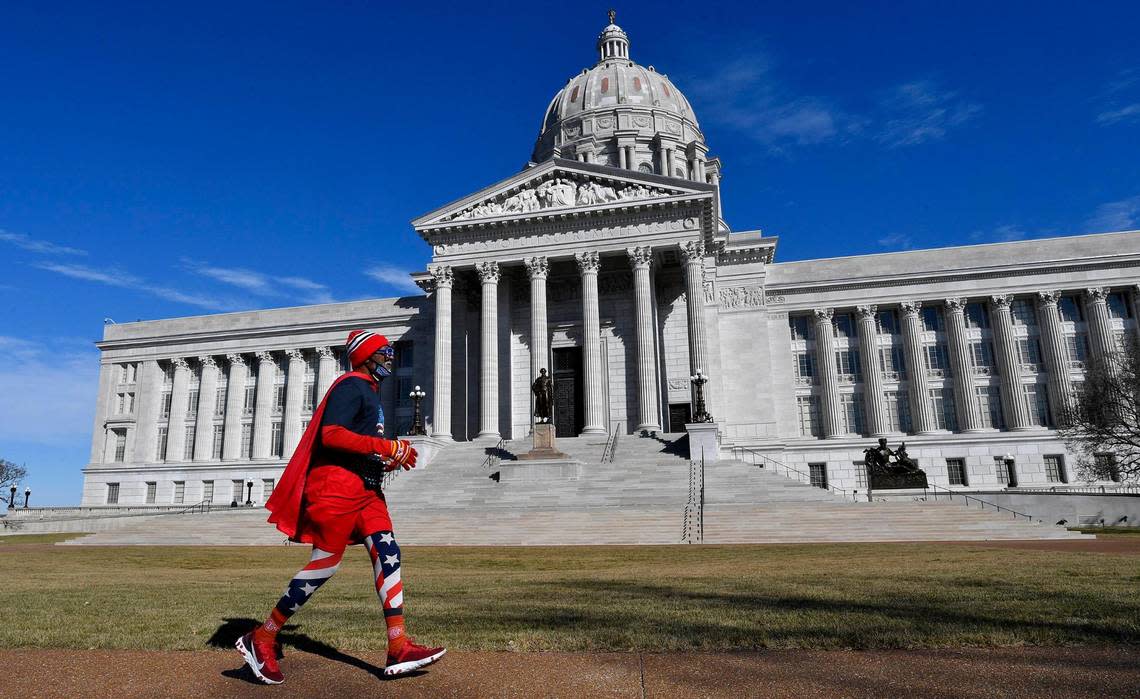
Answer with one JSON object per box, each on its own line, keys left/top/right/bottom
{"left": 210, "top": 617, "right": 426, "bottom": 683}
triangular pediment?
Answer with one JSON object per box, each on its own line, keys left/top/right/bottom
{"left": 413, "top": 158, "right": 714, "bottom": 231}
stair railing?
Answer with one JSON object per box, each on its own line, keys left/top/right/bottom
{"left": 921, "top": 481, "right": 1040, "bottom": 522}
{"left": 730, "top": 446, "right": 859, "bottom": 502}
{"left": 601, "top": 421, "right": 623, "bottom": 463}
{"left": 481, "top": 437, "right": 507, "bottom": 470}
{"left": 682, "top": 452, "right": 705, "bottom": 544}
{"left": 176, "top": 500, "right": 212, "bottom": 516}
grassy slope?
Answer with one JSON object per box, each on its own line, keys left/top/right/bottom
{"left": 3, "top": 543, "right": 1137, "bottom": 651}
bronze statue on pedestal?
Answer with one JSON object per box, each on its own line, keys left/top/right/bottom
{"left": 532, "top": 368, "right": 553, "bottom": 424}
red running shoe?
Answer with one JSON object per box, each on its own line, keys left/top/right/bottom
{"left": 235, "top": 631, "right": 284, "bottom": 685}
{"left": 384, "top": 639, "right": 447, "bottom": 676}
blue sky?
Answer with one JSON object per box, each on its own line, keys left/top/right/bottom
{"left": 2, "top": 1, "right": 1138, "bottom": 504}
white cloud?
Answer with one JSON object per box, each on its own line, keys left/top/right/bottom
{"left": 0, "top": 337, "right": 99, "bottom": 445}
{"left": 1096, "top": 103, "right": 1140, "bottom": 125}
{"left": 35, "top": 262, "right": 235, "bottom": 311}
{"left": 181, "top": 260, "right": 338, "bottom": 304}
{"left": 876, "top": 80, "right": 982, "bottom": 147}
{"left": 876, "top": 233, "right": 914, "bottom": 250}
{"left": 1086, "top": 196, "right": 1140, "bottom": 232}
{"left": 0, "top": 229, "right": 86, "bottom": 256}
{"left": 969, "top": 225, "right": 1029, "bottom": 244}
{"left": 364, "top": 265, "right": 422, "bottom": 295}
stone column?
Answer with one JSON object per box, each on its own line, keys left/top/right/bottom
{"left": 222, "top": 354, "right": 247, "bottom": 460}
{"left": 812, "top": 308, "right": 843, "bottom": 438}
{"left": 165, "top": 357, "right": 191, "bottom": 461}
{"left": 900, "top": 301, "right": 936, "bottom": 434}
{"left": 252, "top": 351, "right": 276, "bottom": 459}
{"left": 429, "top": 266, "right": 454, "bottom": 440}
{"left": 628, "top": 246, "right": 661, "bottom": 432}
{"left": 990, "top": 295, "right": 1032, "bottom": 430}
{"left": 680, "top": 241, "right": 712, "bottom": 418}
{"left": 576, "top": 251, "right": 606, "bottom": 435}
{"left": 1132, "top": 285, "right": 1140, "bottom": 347}
{"left": 1084, "top": 287, "right": 1117, "bottom": 366}
{"left": 315, "top": 346, "right": 337, "bottom": 403}
{"left": 1036, "top": 290, "right": 1074, "bottom": 420}
{"left": 132, "top": 360, "right": 163, "bottom": 462}
{"left": 525, "top": 257, "right": 550, "bottom": 393}
{"left": 283, "top": 349, "right": 306, "bottom": 455}
{"left": 193, "top": 356, "right": 220, "bottom": 461}
{"left": 476, "top": 261, "right": 501, "bottom": 440}
{"left": 855, "top": 305, "right": 888, "bottom": 436}
{"left": 944, "top": 298, "right": 982, "bottom": 432}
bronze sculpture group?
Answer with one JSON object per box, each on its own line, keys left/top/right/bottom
{"left": 863, "top": 437, "right": 928, "bottom": 490}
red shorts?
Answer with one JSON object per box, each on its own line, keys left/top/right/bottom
{"left": 295, "top": 464, "right": 393, "bottom": 554}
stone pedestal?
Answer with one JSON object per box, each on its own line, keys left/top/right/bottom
{"left": 518, "top": 423, "right": 569, "bottom": 460}
{"left": 686, "top": 422, "right": 719, "bottom": 462}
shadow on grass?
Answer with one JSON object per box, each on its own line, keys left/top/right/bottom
{"left": 209, "top": 617, "right": 425, "bottom": 683}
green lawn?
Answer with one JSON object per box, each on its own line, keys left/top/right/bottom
{"left": 1069, "top": 526, "right": 1140, "bottom": 537}
{"left": 3, "top": 542, "right": 1137, "bottom": 652}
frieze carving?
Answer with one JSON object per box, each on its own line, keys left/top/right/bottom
{"left": 597, "top": 116, "right": 614, "bottom": 129}
{"left": 524, "top": 256, "right": 549, "bottom": 279}
{"left": 475, "top": 261, "right": 500, "bottom": 283}
{"left": 444, "top": 175, "right": 678, "bottom": 222}
{"left": 719, "top": 285, "right": 765, "bottom": 309}
{"left": 764, "top": 293, "right": 785, "bottom": 305}
{"left": 574, "top": 251, "right": 600, "bottom": 274}
{"left": 667, "top": 379, "right": 688, "bottom": 390}
{"left": 703, "top": 280, "right": 715, "bottom": 304}
{"left": 633, "top": 115, "right": 651, "bottom": 128}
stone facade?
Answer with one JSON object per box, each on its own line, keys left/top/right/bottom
{"left": 81, "top": 16, "right": 1140, "bottom": 505}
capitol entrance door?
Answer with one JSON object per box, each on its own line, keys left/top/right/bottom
{"left": 551, "top": 347, "right": 583, "bottom": 437}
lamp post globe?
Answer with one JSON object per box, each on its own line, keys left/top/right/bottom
{"left": 245, "top": 479, "right": 253, "bottom": 506}
{"left": 689, "top": 369, "right": 713, "bottom": 424}
{"left": 409, "top": 385, "right": 428, "bottom": 436}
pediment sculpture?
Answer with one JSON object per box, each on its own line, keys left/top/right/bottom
{"left": 445, "top": 176, "right": 677, "bottom": 222}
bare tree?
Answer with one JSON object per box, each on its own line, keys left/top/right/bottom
{"left": 1057, "top": 339, "right": 1140, "bottom": 484}
{"left": 0, "top": 459, "right": 28, "bottom": 505}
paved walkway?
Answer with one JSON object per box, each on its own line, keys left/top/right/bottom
{"left": 4, "top": 647, "right": 1138, "bottom": 698}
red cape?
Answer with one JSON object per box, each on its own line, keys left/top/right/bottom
{"left": 265, "top": 370, "right": 372, "bottom": 540}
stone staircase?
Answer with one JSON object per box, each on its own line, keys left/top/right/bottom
{"left": 64, "top": 433, "right": 1084, "bottom": 545}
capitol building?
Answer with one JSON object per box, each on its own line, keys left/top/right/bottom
{"left": 82, "top": 16, "right": 1140, "bottom": 508}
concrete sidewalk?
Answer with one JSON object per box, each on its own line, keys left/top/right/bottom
{"left": 4, "top": 647, "right": 1137, "bottom": 698}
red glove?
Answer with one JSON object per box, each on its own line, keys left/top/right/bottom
{"left": 375, "top": 438, "right": 417, "bottom": 471}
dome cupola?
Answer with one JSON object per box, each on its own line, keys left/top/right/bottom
{"left": 531, "top": 12, "right": 717, "bottom": 185}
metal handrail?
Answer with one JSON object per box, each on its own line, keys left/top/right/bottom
{"left": 1001, "top": 484, "right": 1140, "bottom": 495}
{"left": 175, "top": 500, "right": 212, "bottom": 516}
{"left": 681, "top": 451, "right": 705, "bottom": 544}
{"left": 920, "top": 482, "right": 1040, "bottom": 522}
{"left": 481, "top": 437, "right": 507, "bottom": 470}
{"left": 731, "top": 446, "right": 860, "bottom": 501}
{"left": 601, "top": 421, "right": 623, "bottom": 463}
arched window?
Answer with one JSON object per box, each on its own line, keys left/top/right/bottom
{"left": 638, "top": 162, "right": 653, "bottom": 173}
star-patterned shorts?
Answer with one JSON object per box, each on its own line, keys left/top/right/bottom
{"left": 298, "top": 464, "right": 393, "bottom": 554}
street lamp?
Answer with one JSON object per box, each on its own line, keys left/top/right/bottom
{"left": 690, "top": 369, "right": 713, "bottom": 423}
{"left": 8, "top": 484, "right": 15, "bottom": 510}
{"left": 409, "top": 385, "right": 427, "bottom": 436}
{"left": 245, "top": 479, "right": 253, "bottom": 506}
{"left": 23, "top": 487, "right": 30, "bottom": 509}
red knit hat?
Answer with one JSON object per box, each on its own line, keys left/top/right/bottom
{"left": 346, "top": 330, "right": 390, "bottom": 368}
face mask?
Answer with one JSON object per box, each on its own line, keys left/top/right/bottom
{"left": 368, "top": 346, "right": 395, "bottom": 381}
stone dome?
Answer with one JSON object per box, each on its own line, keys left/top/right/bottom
{"left": 531, "top": 13, "right": 711, "bottom": 181}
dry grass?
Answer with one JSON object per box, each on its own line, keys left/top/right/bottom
{"left": 3, "top": 542, "right": 1137, "bottom": 652}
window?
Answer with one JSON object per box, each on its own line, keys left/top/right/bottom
{"left": 214, "top": 386, "right": 227, "bottom": 416}
{"left": 969, "top": 342, "right": 995, "bottom": 371}
{"left": 809, "top": 463, "right": 828, "bottom": 489}
{"left": 187, "top": 389, "right": 199, "bottom": 415}
{"left": 1017, "top": 338, "right": 1043, "bottom": 369}
{"left": 1064, "top": 334, "right": 1090, "bottom": 364}
{"left": 965, "top": 303, "right": 989, "bottom": 329}
{"left": 243, "top": 385, "right": 256, "bottom": 416}
{"left": 923, "top": 343, "right": 948, "bottom": 374}
{"left": 977, "top": 386, "right": 1003, "bottom": 429}
{"left": 161, "top": 391, "right": 173, "bottom": 419}
{"left": 793, "top": 352, "right": 815, "bottom": 381}
{"left": 271, "top": 421, "right": 284, "bottom": 457}
{"left": 1058, "top": 296, "right": 1083, "bottom": 323}
{"left": 183, "top": 426, "right": 195, "bottom": 461}
{"left": 885, "top": 391, "right": 911, "bottom": 433}
{"left": 241, "top": 424, "right": 253, "bottom": 458}
{"left": 789, "top": 315, "right": 813, "bottom": 341}
{"left": 946, "top": 458, "right": 968, "bottom": 486}
{"left": 994, "top": 457, "right": 1017, "bottom": 487}
{"left": 833, "top": 313, "right": 854, "bottom": 338}
{"left": 173, "top": 481, "right": 185, "bottom": 504}
{"left": 1044, "top": 455, "right": 1067, "bottom": 483}
{"left": 106, "top": 482, "right": 120, "bottom": 505}
{"left": 262, "top": 478, "right": 276, "bottom": 499}
{"left": 1024, "top": 385, "right": 1051, "bottom": 427}
{"left": 835, "top": 348, "right": 860, "bottom": 378}
{"left": 111, "top": 429, "right": 126, "bottom": 462}
{"left": 921, "top": 306, "right": 944, "bottom": 332}
{"left": 273, "top": 384, "right": 286, "bottom": 414}
{"left": 876, "top": 310, "right": 899, "bottom": 336}
{"left": 162, "top": 363, "right": 175, "bottom": 384}
{"left": 396, "top": 340, "right": 414, "bottom": 369}
{"left": 1095, "top": 453, "right": 1122, "bottom": 482}
{"left": 1107, "top": 292, "right": 1130, "bottom": 319}
{"left": 880, "top": 346, "right": 905, "bottom": 379}
{"left": 157, "top": 426, "right": 169, "bottom": 461}
{"left": 211, "top": 425, "right": 224, "bottom": 460}
{"left": 145, "top": 481, "right": 157, "bottom": 504}
{"left": 854, "top": 461, "right": 868, "bottom": 488}
{"left": 797, "top": 395, "right": 822, "bottom": 437}
{"left": 930, "top": 388, "right": 957, "bottom": 431}
{"left": 303, "top": 382, "right": 315, "bottom": 411}
{"left": 203, "top": 480, "right": 214, "bottom": 503}
{"left": 397, "top": 377, "right": 413, "bottom": 407}
{"left": 232, "top": 479, "right": 245, "bottom": 503}
{"left": 116, "top": 392, "right": 134, "bottom": 414}
{"left": 1010, "top": 298, "right": 1037, "bottom": 326}
{"left": 840, "top": 393, "right": 865, "bottom": 435}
